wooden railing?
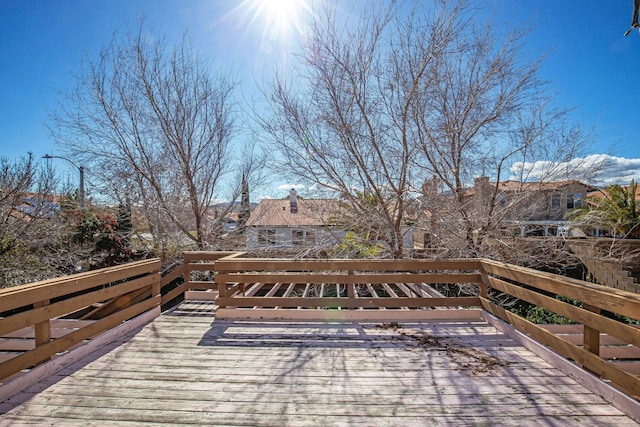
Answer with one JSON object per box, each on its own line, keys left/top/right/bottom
{"left": 0, "top": 252, "right": 234, "bottom": 386}
{"left": 480, "top": 259, "right": 640, "bottom": 399}
{"left": 213, "top": 257, "right": 484, "bottom": 319}
{"left": 0, "top": 259, "right": 161, "bottom": 382}
{"left": 1, "top": 252, "right": 638, "bottom": 401}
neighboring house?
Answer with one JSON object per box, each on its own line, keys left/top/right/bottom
{"left": 245, "top": 196, "right": 345, "bottom": 249}
{"left": 203, "top": 202, "right": 258, "bottom": 237}
{"left": 586, "top": 184, "right": 640, "bottom": 204}
{"left": 415, "top": 177, "right": 595, "bottom": 247}
{"left": 469, "top": 177, "right": 595, "bottom": 237}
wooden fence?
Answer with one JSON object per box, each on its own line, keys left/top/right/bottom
{"left": 160, "top": 251, "right": 243, "bottom": 306}
{"left": 206, "top": 252, "right": 640, "bottom": 398}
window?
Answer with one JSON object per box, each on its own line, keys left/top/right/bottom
{"left": 423, "top": 233, "right": 431, "bottom": 248}
{"left": 566, "top": 193, "right": 583, "bottom": 209}
{"left": 258, "top": 229, "right": 276, "bottom": 245}
{"left": 292, "top": 229, "right": 316, "bottom": 246}
{"left": 550, "top": 193, "right": 561, "bottom": 210}
{"left": 292, "top": 230, "right": 304, "bottom": 246}
{"left": 305, "top": 230, "right": 316, "bottom": 245}
{"left": 573, "top": 193, "right": 583, "bottom": 208}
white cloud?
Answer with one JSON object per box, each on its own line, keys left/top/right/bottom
{"left": 510, "top": 154, "right": 640, "bottom": 187}
{"left": 210, "top": 198, "right": 229, "bottom": 205}
{"left": 308, "top": 182, "right": 338, "bottom": 197}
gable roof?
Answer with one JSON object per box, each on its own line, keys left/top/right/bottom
{"left": 246, "top": 199, "right": 341, "bottom": 227}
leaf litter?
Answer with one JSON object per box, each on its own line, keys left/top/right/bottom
{"left": 375, "top": 322, "right": 511, "bottom": 376}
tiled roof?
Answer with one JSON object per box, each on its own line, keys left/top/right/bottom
{"left": 246, "top": 199, "right": 342, "bottom": 227}
{"left": 465, "top": 180, "right": 594, "bottom": 196}
{"left": 498, "top": 180, "right": 592, "bottom": 192}
{"left": 587, "top": 185, "right": 640, "bottom": 202}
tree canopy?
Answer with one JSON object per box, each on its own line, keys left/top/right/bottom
{"left": 50, "top": 21, "right": 244, "bottom": 250}
{"left": 259, "top": 0, "right": 593, "bottom": 258}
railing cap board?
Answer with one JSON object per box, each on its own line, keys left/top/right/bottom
{"left": 480, "top": 259, "right": 640, "bottom": 321}
{"left": 485, "top": 275, "right": 640, "bottom": 346}
{"left": 0, "top": 259, "right": 160, "bottom": 294}
{"left": 183, "top": 251, "right": 246, "bottom": 262}
{"left": 214, "top": 258, "right": 483, "bottom": 272}
{"left": 0, "top": 274, "right": 158, "bottom": 336}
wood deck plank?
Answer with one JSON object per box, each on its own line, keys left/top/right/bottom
{"left": 0, "top": 301, "right": 637, "bottom": 425}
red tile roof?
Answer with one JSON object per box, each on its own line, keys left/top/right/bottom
{"left": 587, "top": 185, "right": 640, "bottom": 203}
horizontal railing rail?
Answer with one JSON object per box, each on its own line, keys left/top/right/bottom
{"left": 214, "top": 256, "right": 484, "bottom": 311}
{"left": 0, "top": 258, "right": 161, "bottom": 382}
{"left": 480, "top": 259, "right": 640, "bottom": 398}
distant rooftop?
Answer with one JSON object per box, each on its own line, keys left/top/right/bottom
{"left": 464, "top": 179, "right": 595, "bottom": 197}
{"left": 246, "top": 199, "right": 342, "bottom": 227}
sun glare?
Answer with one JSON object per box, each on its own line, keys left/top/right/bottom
{"left": 238, "top": 0, "right": 312, "bottom": 45}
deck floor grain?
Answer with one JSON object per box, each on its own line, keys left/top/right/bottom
{"left": 0, "top": 301, "right": 637, "bottom": 426}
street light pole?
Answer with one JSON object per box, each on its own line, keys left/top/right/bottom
{"left": 42, "top": 154, "right": 85, "bottom": 210}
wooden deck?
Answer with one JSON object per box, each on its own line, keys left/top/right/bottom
{"left": 0, "top": 301, "right": 638, "bottom": 426}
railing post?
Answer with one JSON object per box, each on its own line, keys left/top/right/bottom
{"left": 183, "top": 254, "right": 192, "bottom": 293}
{"left": 479, "top": 276, "right": 488, "bottom": 300}
{"left": 152, "top": 271, "right": 161, "bottom": 306}
{"left": 583, "top": 304, "right": 601, "bottom": 357}
{"left": 478, "top": 261, "right": 489, "bottom": 300}
{"left": 33, "top": 300, "right": 51, "bottom": 349}
{"left": 217, "top": 266, "right": 226, "bottom": 309}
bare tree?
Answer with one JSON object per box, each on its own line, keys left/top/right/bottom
{"left": 0, "top": 153, "right": 59, "bottom": 250}
{"left": 259, "top": 1, "right": 467, "bottom": 258}
{"left": 50, "top": 21, "right": 241, "bottom": 250}
{"left": 259, "top": 0, "right": 594, "bottom": 262}
{"left": 410, "top": 12, "right": 594, "bottom": 259}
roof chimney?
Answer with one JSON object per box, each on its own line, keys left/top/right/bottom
{"left": 474, "top": 176, "right": 490, "bottom": 212}
{"left": 290, "top": 188, "right": 298, "bottom": 214}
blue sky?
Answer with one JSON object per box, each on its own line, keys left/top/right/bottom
{"left": 1, "top": 0, "right": 639, "bottom": 192}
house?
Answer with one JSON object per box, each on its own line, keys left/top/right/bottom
{"left": 415, "top": 177, "right": 595, "bottom": 247}
{"left": 469, "top": 177, "right": 595, "bottom": 237}
{"left": 586, "top": 183, "right": 640, "bottom": 204}
{"left": 245, "top": 193, "right": 345, "bottom": 249}
{"left": 10, "top": 194, "right": 61, "bottom": 221}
